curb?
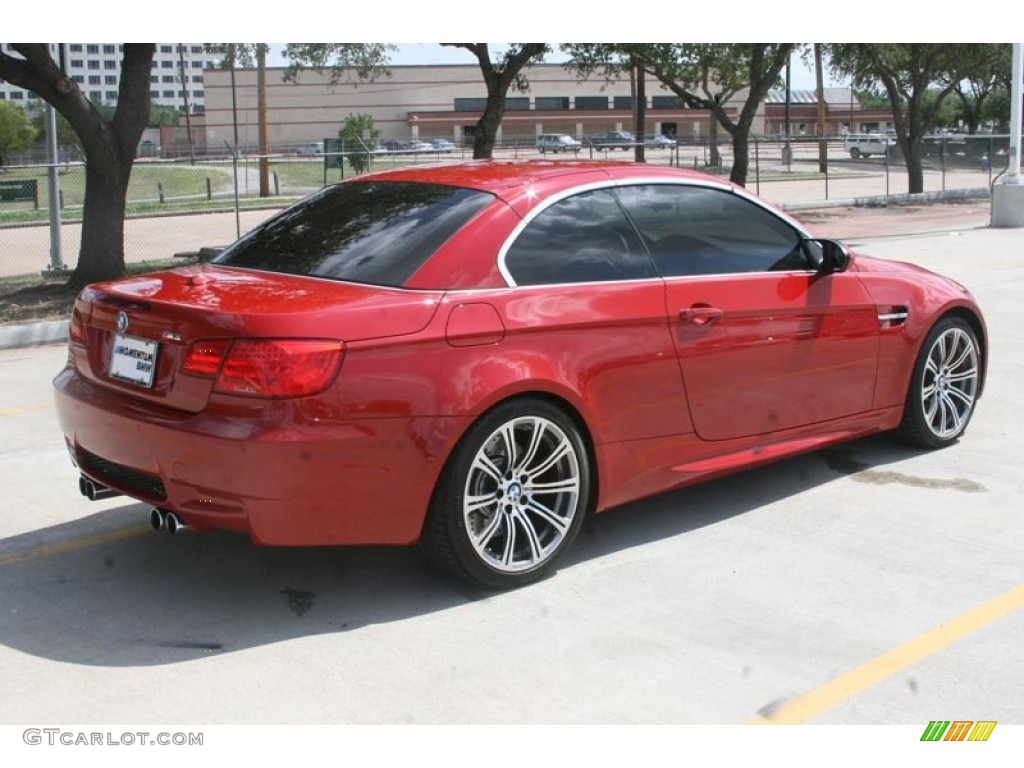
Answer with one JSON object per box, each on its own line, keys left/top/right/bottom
{"left": 781, "top": 187, "right": 991, "bottom": 212}
{"left": 0, "top": 320, "right": 69, "bottom": 350}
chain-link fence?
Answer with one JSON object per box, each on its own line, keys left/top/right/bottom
{"left": 0, "top": 134, "right": 1006, "bottom": 282}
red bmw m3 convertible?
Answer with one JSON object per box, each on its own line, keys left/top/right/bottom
{"left": 54, "top": 161, "right": 987, "bottom": 588}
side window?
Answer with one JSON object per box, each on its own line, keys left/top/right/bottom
{"left": 504, "top": 189, "right": 656, "bottom": 286}
{"left": 614, "top": 185, "right": 811, "bottom": 276}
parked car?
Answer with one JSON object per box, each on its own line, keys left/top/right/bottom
{"left": 586, "top": 131, "right": 635, "bottom": 150}
{"left": 644, "top": 134, "right": 677, "bottom": 149}
{"left": 537, "top": 134, "right": 582, "bottom": 154}
{"left": 843, "top": 133, "right": 894, "bottom": 159}
{"left": 380, "top": 139, "right": 432, "bottom": 154}
{"left": 430, "top": 139, "right": 457, "bottom": 153}
{"left": 296, "top": 141, "right": 324, "bottom": 156}
{"left": 56, "top": 161, "right": 987, "bottom": 589}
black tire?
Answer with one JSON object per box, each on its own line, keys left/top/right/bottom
{"left": 895, "top": 316, "right": 981, "bottom": 449}
{"left": 850, "top": 148, "right": 862, "bottom": 159}
{"left": 420, "top": 398, "right": 592, "bottom": 589}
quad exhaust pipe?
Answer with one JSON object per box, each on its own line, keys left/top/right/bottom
{"left": 78, "top": 475, "right": 121, "bottom": 501}
{"left": 150, "top": 508, "right": 189, "bottom": 535}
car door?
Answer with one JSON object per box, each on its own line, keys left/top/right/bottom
{"left": 614, "top": 183, "right": 879, "bottom": 442}
{"left": 497, "top": 187, "right": 692, "bottom": 445}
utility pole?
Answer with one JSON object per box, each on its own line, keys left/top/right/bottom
{"left": 178, "top": 45, "right": 195, "bottom": 164}
{"left": 783, "top": 53, "right": 792, "bottom": 168}
{"left": 633, "top": 61, "right": 646, "bottom": 163}
{"left": 44, "top": 42, "right": 65, "bottom": 274}
{"left": 257, "top": 44, "right": 270, "bottom": 198}
{"left": 815, "top": 43, "right": 827, "bottom": 173}
{"left": 228, "top": 45, "right": 239, "bottom": 149}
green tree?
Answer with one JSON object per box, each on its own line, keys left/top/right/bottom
{"left": 339, "top": 113, "right": 380, "bottom": 174}
{"left": 982, "top": 86, "right": 1011, "bottom": 131}
{"left": 829, "top": 43, "right": 1003, "bottom": 193}
{"left": 953, "top": 44, "right": 1011, "bottom": 134}
{"left": 441, "top": 44, "right": 549, "bottom": 158}
{"left": 31, "top": 100, "right": 115, "bottom": 152}
{"left": 0, "top": 44, "right": 155, "bottom": 286}
{"left": 567, "top": 43, "right": 795, "bottom": 187}
{"left": 148, "top": 103, "right": 180, "bottom": 127}
{"left": 0, "top": 101, "right": 38, "bottom": 167}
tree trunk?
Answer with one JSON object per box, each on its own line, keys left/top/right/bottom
{"left": 730, "top": 130, "right": 750, "bottom": 187}
{"left": 473, "top": 80, "right": 505, "bottom": 159}
{"left": 72, "top": 154, "right": 131, "bottom": 287}
{"left": 708, "top": 118, "right": 721, "bottom": 167}
{"left": 905, "top": 140, "right": 925, "bottom": 194}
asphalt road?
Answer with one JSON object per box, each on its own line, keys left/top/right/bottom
{"left": 0, "top": 222, "right": 1021, "bottom": 728}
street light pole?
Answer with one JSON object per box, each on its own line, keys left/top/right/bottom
{"left": 44, "top": 42, "right": 65, "bottom": 275}
{"left": 991, "top": 42, "right": 1024, "bottom": 226}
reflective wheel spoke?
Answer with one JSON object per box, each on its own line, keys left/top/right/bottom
{"left": 501, "top": 518, "right": 517, "bottom": 568}
{"left": 472, "top": 454, "right": 504, "bottom": 484}
{"left": 525, "top": 498, "right": 570, "bottom": 535}
{"left": 473, "top": 511, "right": 505, "bottom": 550}
{"left": 527, "top": 437, "right": 571, "bottom": 479}
{"left": 947, "top": 366, "right": 978, "bottom": 384}
{"left": 515, "top": 511, "right": 543, "bottom": 562}
{"left": 515, "top": 418, "right": 546, "bottom": 474}
{"left": 525, "top": 477, "right": 579, "bottom": 494}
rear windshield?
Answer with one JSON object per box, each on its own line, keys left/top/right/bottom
{"left": 213, "top": 181, "right": 493, "bottom": 287}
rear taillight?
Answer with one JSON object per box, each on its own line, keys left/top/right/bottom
{"left": 184, "top": 339, "right": 344, "bottom": 398}
{"left": 183, "top": 340, "right": 230, "bottom": 377}
{"left": 69, "top": 308, "right": 86, "bottom": 346}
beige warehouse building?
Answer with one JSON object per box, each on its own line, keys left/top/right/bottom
{"left": 201, "top": 63, "right": 759, "bottom": 150}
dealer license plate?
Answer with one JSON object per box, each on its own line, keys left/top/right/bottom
{"left": 110, "top": 333, "right": 158, "bottom": 388}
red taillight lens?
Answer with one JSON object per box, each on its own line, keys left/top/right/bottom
{"left": 183, "top": 340, "right": 230, "bottom": 377}
{"left": 213, "top": 339, "right": 344, "bottom": 398}
{"left": 69, "top": 309, "right": 86, "bottom": 346}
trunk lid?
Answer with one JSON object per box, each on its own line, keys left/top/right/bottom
{"left": 73, "top": 265, "right": 442, "bottom": 413}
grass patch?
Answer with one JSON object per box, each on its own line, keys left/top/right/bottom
{"left": 0, "top": 163, "right": 233, "bottom": 210}
{"left": 0, "top": 257, "right": 199, "bottom": 326}
{"left": 0, "top": 193, "right": 297, "bottom": 226}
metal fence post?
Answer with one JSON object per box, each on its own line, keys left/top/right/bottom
{"left": 885, "top": 148, "right": 890, "bottom": 197}
{"left": 225, "top": 141, "right": 241, "bottom": 240}
{"left": 754, "top": 137, "right": 760, "bottom": 196}
{"left": 825, "top": 143, "right": 829, "bottom": 200}
{"left": 942, "top": 137, "right": 947, "bottom": 192}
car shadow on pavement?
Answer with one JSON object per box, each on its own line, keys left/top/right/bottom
{"left": 0, "top": 434, "right": 969, "bottom": 668}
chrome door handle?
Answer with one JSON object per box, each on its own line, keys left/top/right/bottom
{"left": 680, "top": 306, "right": 723, "bottom": 326}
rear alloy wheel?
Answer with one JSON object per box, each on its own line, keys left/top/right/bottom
{"left": 421, "top": 399, "right": 591, "bottom": 588}
{"left": 896, "top": 317, "right": 981, "bottom": 449}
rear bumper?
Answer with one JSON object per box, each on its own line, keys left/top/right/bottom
{"left": 54, "top": 368, "right": 468, "bottom": 546}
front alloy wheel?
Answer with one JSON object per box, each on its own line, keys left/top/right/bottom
{"left": 896, "top": 317, "right": 981, "bottom": 448}
{"left": 421, "top": 399, "right": 591, "bottom": 588}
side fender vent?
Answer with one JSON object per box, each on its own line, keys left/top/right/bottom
{"left": 878, "top": 305, "right": 909, "bottom": 328}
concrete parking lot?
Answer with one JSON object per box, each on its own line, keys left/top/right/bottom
{"left": 0, "top": 217, "right": 1022, "bottom": 726}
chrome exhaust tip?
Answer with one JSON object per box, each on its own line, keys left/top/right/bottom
{"left": 79, "top": 475, "right": 121, "bottom": 501}
{"left": 166, "top": 513, "right": 189, "bottom": 535}
{"left": 150, "top": 508, "right": 167, "bottom": 532}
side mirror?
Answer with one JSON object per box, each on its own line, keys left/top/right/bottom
{"left": 808, "top": 238, "right": 850, "bottom": 274}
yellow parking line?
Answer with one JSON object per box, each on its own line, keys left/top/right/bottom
{"left": 752, "top": 582, "right": 1024, "bottom": 725}
{"left": 0, "top": 525, "right": 150, "bottom": 567}
{"left": 0, "top": 401, "right": 53, "bottom": 418}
